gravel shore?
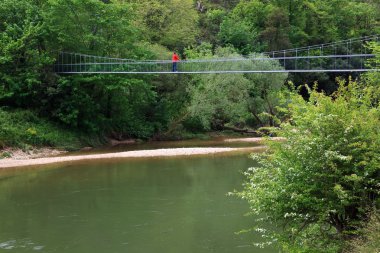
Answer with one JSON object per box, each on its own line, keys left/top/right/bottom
{"left": 0, "top": 147, "right": 264, "bottom": 169}
{"left": 224, "top": 137, "right": 286, "bottom": 142}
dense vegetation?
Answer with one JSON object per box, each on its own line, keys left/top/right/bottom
{"left": 237, "top": 45, "right": 380, "bottom": 252}
{"left": 1, "top": 0, "right": 379, "bottom": 251}
{"left": 1, "top": 0, "right": 379, "bottom": 148}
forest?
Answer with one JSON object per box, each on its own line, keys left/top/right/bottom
{"left": 0, "top": 0, "right": 379, "bottom": 148}
{"left": 0, "top": 0, "right": 379, "bottom": 252}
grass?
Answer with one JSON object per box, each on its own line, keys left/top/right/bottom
{"left": 0, "top": 108, "right": 85, "bottom": 151}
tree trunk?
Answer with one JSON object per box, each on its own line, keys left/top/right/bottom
{"left": 264, "top": 95, "right": 276, "bottom": 126}
{"left": 222, "top": 125, "right": 260, "bottom": 135}
{"left": 251, "top": 111, "right": 264, "bottom": 127}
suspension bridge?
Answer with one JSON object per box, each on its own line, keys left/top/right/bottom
{"left": 54, "top": 35, "right": 380, "bottom": 74}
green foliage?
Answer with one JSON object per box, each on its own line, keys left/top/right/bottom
{"left": 199, "top": 0, "right": 239, "bottom": 10}
{"left": 216, "top": 0, "right": 379, "bottom": 51}
{"left": 0, "top": 108, "right": 82, "bottom": 149}
{"left": 186, "top": 47, "right": 250, "bottom": 129}
{"left": 185, "top": 46, "right": 288, "bottom": 130}
{"left": 199, "top": 9, "right": 226, "bottom": 45}
{"left": 237, "top": 80, "right": 380, "bottom": 252}
{"left": 127, "top": 0, "right": 199, "bottom": 51}
{"left": 46, "top": 75, "right": 159, "bottom": 138}
{"left": 219, "top": 18, "right": 259, "bottom": 54}
{"left": 1, "top": 0, "right": 176, "bottom": 143}
{"left": 245, "top": 61, "right": 289, "bottom": 127}
{"left": 1, "top": 0, "right": 379, "bottom": 148}
{"left": 0, "top": 151, "right": 12, "bottom": 159}
{"left": 44, "top": 0, "right": 142, "bottom": 57}
{"left": 218, "top": 0, "right": 270, "bottom": 53}
{"left": 0, "top": 0, "right": 53, "bottom": 107}
{"left": 345, "top": 212, "right": 380, "bottom": 253}
{"left": 260, "top": 7, "right": 291, "bottom": 51}
{"left": 364, "top": 43, "right": 380, "bottom": 89}
{"left": 184, "top": 42, "right": 214, "bottom": 59}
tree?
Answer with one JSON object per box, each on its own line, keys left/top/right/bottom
{"left": 126, "top": 0, "right": 199, "bottom": 51}
{"left": 186, "top": 47, "right": 250, "bottom": 129}
{"left": 198, "top": 9, "right": 226, "bottom": 46}
{"left": 245, "top": 61, "right": 288, "bottom": 127}
{"left": 364, "top": 43, "right": 380, "bottom": 90}
{"left": 201, "top": 0, "right": 240, "bottom": 10}
{"left": 0, "top": 0, "right": 52, "bottom": 108}
{"left": 186, "top": 46, "right": 288, "bottom": 130}
{"left": 219, "top": 18, "right": 259, "bottom": 54}
{"left": 218, "top": 0, "right": 271, "bottom": 54}
{"left": 158, "top": 0, "right": 199, "bottom": 50}
{"left": 41, "top": 0, "right": 162, "bottom": 137}
{"left": 44, "top": 0, "right": 142, "bottom": 57}
{"left": 0, "top": 0, "right": 172, "bottom": 140}
{"left": 260, "top": 8, "right": 291, "bottom": 51}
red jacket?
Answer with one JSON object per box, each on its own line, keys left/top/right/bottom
{"left": 172, "top": 53, "right": 180, "bottom": 62}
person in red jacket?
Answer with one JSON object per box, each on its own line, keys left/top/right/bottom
{"left": 172, "top": 52, "right": 180, "bottom": 72}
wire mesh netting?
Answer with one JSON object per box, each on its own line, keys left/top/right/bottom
{"left": 54, "top": 35, "right": 380, "bottom": 74}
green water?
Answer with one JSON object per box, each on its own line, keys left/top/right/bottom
{"left": 0, "top": 155, "right": 276, "bottom": 252}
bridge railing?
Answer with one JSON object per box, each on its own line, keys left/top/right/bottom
{"left": 54, "top": 35, "right": 379, "bottom": 74}
{"left": 54, "top": 54, "right": 376, "bottom": 73}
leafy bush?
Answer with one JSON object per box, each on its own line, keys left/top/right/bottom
{"left": 186, "top": 46, "right": 288, "bottom": 130}
{"left": 0, "top": 108, "right": 83, "bottom": 150}
{"left": 237, "top": 80, "right": 380, "bottom": 252}
{"left": 0, "top": 151, "right": 12, "bottom": 159}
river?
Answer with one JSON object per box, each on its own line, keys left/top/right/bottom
{"left": 0, "top": 141, "right": 276, "bottom": 252}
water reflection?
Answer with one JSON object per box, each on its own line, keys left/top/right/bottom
{"left": 68, "top": 137, "right": 263, "bottom": 156}
{"left": 0, "top": 155, "right": 276, "bottom": 253}
{"left": 0, "top": 239, "right": 44, "bottom": 251}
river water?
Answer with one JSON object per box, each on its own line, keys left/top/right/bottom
{"left": 0, "top": 143, "right": 276, "bottom": 252}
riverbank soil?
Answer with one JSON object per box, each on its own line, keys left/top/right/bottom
{"left": 0, "top": 137, "right": 284, "bottom": 169}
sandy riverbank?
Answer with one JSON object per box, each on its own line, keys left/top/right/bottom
{"left": 0, "top": 147, "right": 265, "bottom": 169}
{"left": 224, "top": 137, "right": 286, "bottom": 143}
{"left": 0, "top": 137, "right": 285, "bottom": 169}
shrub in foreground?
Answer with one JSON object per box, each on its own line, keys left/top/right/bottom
{"left": 237, "top": 80, "right": 380, "bottom": 252}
